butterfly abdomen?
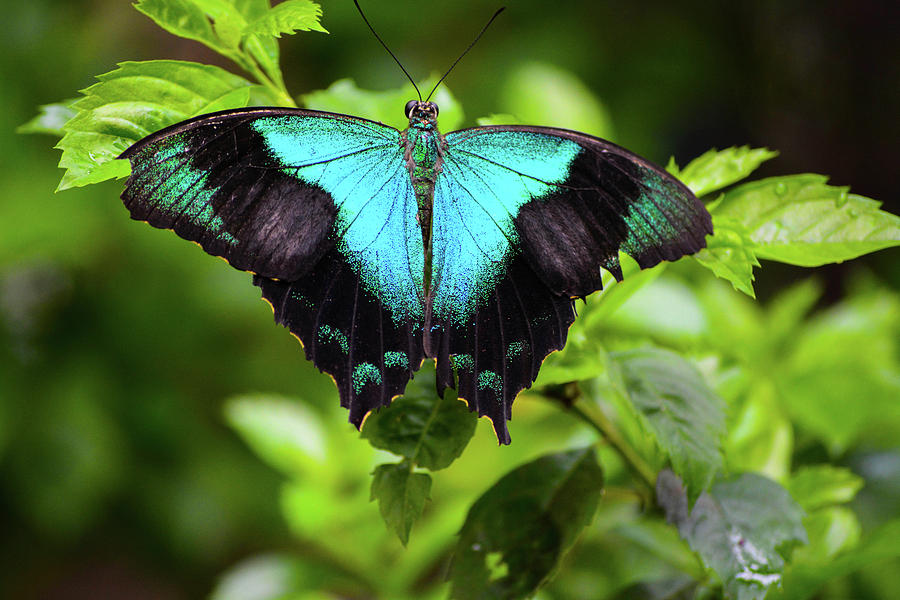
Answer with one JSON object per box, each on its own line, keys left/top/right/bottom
{"left": 402, "top": 123, "right": 445, "bottom": 295}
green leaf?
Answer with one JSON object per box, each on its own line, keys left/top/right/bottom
{"left": 475, "top": 113, "right": 522, "bottom": 126}
{"left": 56, "top": 60, "right": 254, "bottom": 190}
{"left": 244, "top": 0, "right": 327, "bottom": 37}
{"left": 693, "top": 215, "right": 760, "bottom": 298}
{"left": 191, "top": 0, "right": 251, "bottom": 48}
{"left": 498, "top": 61, "right": 615, "bottom": 139}
{"left": 717, "top": 174, "right": 900, "bottom": 266}
{"left": 788, "top": 466, "right": 864, "bottom": 511}
{"left": 361, "top": 365, "right": 476, "bottom": 471}
{"left": 134, "top": 0, "right": 231, "bottom": 55}
{"left": 230, "top": 0, "right": 270, "bottom": 20}
{"left": 533, "top": 323, "right": 607, "bottom": 388}
{"left": 773, "top": 519, "right": 900, "bottom": 600}
{"left": 611, "top": 348, "right": 726, "bottom": 502}
{"left": 765, "top": 278, "right": 823, "bottom": 345}
{"left": 223, "top": 395, "right": 326, "bottom": 476}
{"left": 370, "top": 463, "right": 431, "bottom": 546}
{"left": 657, "top": 470, "right": 807, "bottom": 600}
{"left": 584, "top": 252, "right": 665, "bottom": 327}
{"left": 792, "top": 506, "right": 861, "bottom": 565}
{"left": 615, "top": 518, "right": 706, "bottom": 579}
{"left": 195, "top": 85, "right": 253, "bottom": 113}
{"left": 210, "top": 553, "right": 366, "bottom": 600}
{"left": 779, "top": 291, "right": 900, "bottom": 452}
{"left": 724, "top": 383, "right": 793, "bottom": 482}
{"left": 18, "top": 99, "right": 78, "bottom": 136}
{"left": 450, "top": 448, "right": 603, "bottom": 600}
{"left": 675, "top": 146, "right": 778, "bottom": 197}
{"left": 302, "top": 77, "right": 464, "bottom": 132}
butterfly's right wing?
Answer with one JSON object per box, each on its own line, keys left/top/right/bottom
{"left": 427, "top": 125, "right": 711, "bottom": 443}
{"left": 120, "top": 108, "right": 426, "bottom": 424}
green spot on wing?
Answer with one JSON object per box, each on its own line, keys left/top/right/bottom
{"left": 506, "top": 341, "right": 527, "bottom": 359}
{"left": 289, "top": 290, "right": 314, "bottom": 310}
{"left": 384, "top": 351, "right": 408, "bottom": 369}
{"left": 622, "top": 167, "right": 684, "bottom": 255}
{"left": 452, "top": 354, "right": 474, "bottom": 371}
{"left": 352, "top": 362, "right": 382, "bottom": 394}
{"left": 478, "top": 370, "right": 502, "bottom": 394}
{"left": 317, "top": 324, "right": 349, "bottom": 354}
{"left": 140, "top": 136, "right": 237, "bottom": 245}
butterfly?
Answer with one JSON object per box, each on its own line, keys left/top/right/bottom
{"left": 118, "top": 97, "right": 711, "bottom": 443}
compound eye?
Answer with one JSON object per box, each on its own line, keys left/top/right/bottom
{"left": 432, "top": 103, "right": 439, "bottom": 117}
{"left": 404, "top": 100, "right": 418, "bottom": 118}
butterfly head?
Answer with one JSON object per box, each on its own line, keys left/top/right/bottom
{"left": 405, "top": 100, "right": 439, "bottom": 129}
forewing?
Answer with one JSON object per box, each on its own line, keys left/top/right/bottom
{"left": 120, "top": 107, "right": 399, "bottom": 280}
{"left": 447, "top": 125, "right": 712, "bottom": 296}
{"left": 428, "top": 126, "right": 711, "bottom": 442}
{"left": 121, "top": 107, "right": 426, "bottom": 426}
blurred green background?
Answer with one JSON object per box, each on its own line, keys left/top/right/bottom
{"left": 2, "top": 0, "right": 898, "bottom": 598}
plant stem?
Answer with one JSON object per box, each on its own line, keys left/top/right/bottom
{"left": 230, "top": 51, "right": 297, "bottom": 107}
{"left": 569, "top": 403, "right": 657, "bottom": 493}
{"left": 246, "top": 58, "right": 297, "bottom": 107}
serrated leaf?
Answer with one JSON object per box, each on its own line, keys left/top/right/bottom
{"left": 693, "top": 216, "right": 760, "bottom": 298}
{"left": 18, "top": 99, "right": 78, "bottom": 136}
{"left": 666, "top": 156, "right": 681, "bottom": 177}
{"left": 223, "top": 395, "right": 326, "bottom": 476}
{"left": 657, "top": 470, "right": 807, "bottom": 600}
{"left": 213, "top": 15, "right": 245, "bottom": 49}
{"left": 677, "top": 146, "right": 778, "bottom": 197}
{"left": 302, "top": 78, "right": 464, "bottom": 131}
{"left": 135, "top": 0, "right": 229, "bottom": 55}
{"left": 361, "top": 364, "right": 476, "bottom": 471}
{"left": 370, "top": 463, "right": 431, "bottom": 546}
{"left": 56, "top": 60, "right": 253, "bottom": 190}
{"left": 612, "top": 348, "right": 726, "bottom": 502}
{"left": 773, "top": 518, "right": 900, "bottom": 600}
{"left": 193, "top": 0, "right": 251, "bottom": 49}
{"left": 230, "top": 0, "right": 269, "bottom": 20}
{"left": 450, "top": 448, "right": 603, "bottom": 600}
{"left": 788, "top": 466, "right": 864, "bottom": 511}
{"left": 717, "top": 174, "right": 900, "bottom": 266}
{"left": 244, "top": 0, "right": 327, "bottom": 37}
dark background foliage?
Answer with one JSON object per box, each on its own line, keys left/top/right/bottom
{"left": 1, "top": 0, "right": 898, "bottom": 598}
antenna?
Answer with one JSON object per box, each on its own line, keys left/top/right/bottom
{"left": 353, "top": 0, "right": 422, "bottom": 101}
{"left": 425, "top": 7, "right": 506, "bottom": 102}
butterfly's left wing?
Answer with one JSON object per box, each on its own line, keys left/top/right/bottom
{"left": 120, "top": 108, "right": 426, "bottom": 426}
{"left": 427, "top": 125, "right": 712, "bottom": 443}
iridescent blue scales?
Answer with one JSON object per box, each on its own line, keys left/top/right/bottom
{"left": 119, "top": 104, "right": 711, "bottom": 443}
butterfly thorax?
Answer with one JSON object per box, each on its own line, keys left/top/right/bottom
{"left": 401, "top": 101, "right": 445, "bottom": 293}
